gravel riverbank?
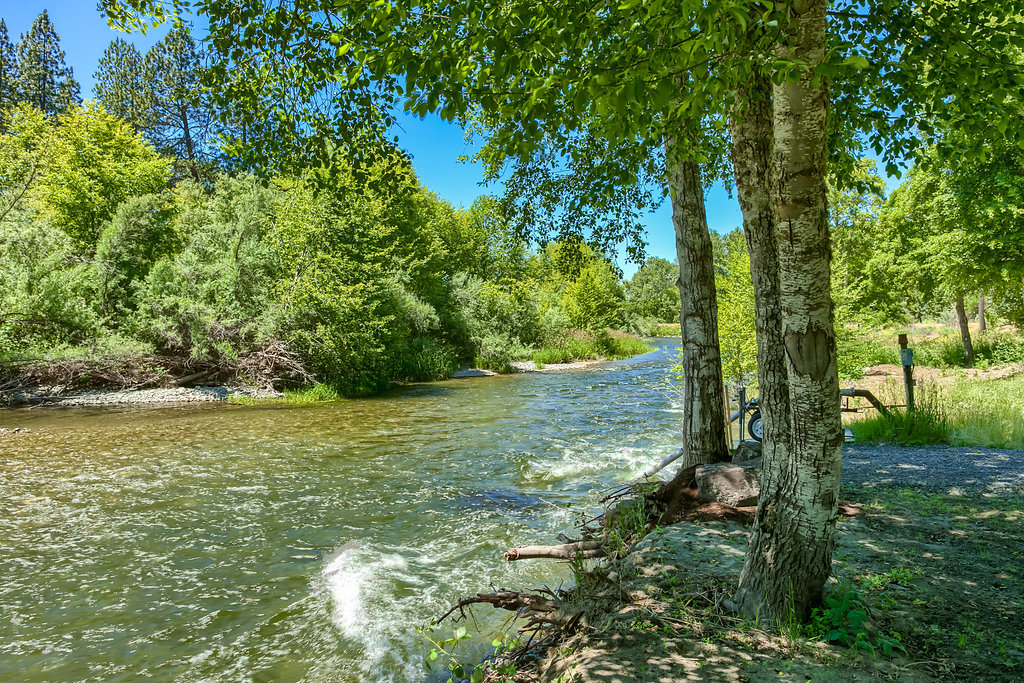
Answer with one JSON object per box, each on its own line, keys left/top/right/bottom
{"left": 3, "top": 360, "right": 612, "bottom": 407}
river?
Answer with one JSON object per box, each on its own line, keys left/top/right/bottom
{"left": 0, "top": 339, "right": 684, "bottom": 682}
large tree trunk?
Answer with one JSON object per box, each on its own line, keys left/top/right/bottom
{"left": 664, "top": 138, "right": 730, "bottom": 472}
{"left": 978, "top": 290, "right": 987, "bottom": 333}
{"left": 734, "top": 0, "right": 842, "bottom": 623}
{"left": 728, "top": 72, "right": 791, "bottom": 474}
{"left": 955, "top": 294, "right": 975, "bottom": 366}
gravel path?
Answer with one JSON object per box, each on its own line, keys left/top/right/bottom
{"left": 842, "top": 443, "right": 1024, "bottom": 494}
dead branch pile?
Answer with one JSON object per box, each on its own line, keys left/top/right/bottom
{"left": 0, "top": 339, "right": 312, "bottom": 399}
{"left": 236, "top": 339, "right": 313, "bottom": 391}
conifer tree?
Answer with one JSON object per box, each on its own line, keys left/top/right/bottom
{"left": 94, "top": 38, "right": 148, "bottom": 131}
{"left": 15, "top": 10, "right": 80, "bottom": 116}
{"left": 0, "top": 20, "right": 16, "bottom": 117}
{"left": 142, "top": 26, "right": 211, "bottom": 182}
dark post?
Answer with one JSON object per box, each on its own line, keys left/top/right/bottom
{"left": 898, "top": 333, "right": 915, "bottom": 412}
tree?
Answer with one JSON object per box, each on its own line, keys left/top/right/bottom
{"left": 94, "top": 38, "right": 149, "bottom": 132}
{"left": 714, "top": 230, "right": 757, "bottom": 390}
{"left": 0, "top": 104, "right": 48, "bottom": 225}
{"left": 35, "top": 102, "right": 169, "bottom": 247}
{"left": 828, "top": 160, "right": 886, "bottom": 322}
{"left": 562, "top": 260, "right": 624, "bottom": 331}
{"left": 876, "top": 135, "right": 1024, "bottom": 365}
{"left": 0, "top": 20, "right": 17, "bottom": 118}
{"left": 102, "top": 0, "right": 1024, "bottom": 624}
{"left": 625, "top": 257, "right": 681, "bottom": 323}
{"left": 15, "top": 11, "right": 80, "bottom": 117}
{"left": 142, "top": 26, "right": 212, "bottom": 182}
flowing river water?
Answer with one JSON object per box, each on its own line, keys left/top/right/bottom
{"left": 0, "top": 339, "right": 685, "bottom": 682}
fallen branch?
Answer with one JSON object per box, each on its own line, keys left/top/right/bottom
{"left": 633, "top": 446, "right": 685, "bottom": 482}
{"left": 436, "top": 590, "right": 584, "bottom": 631}
{"left": 504, "top": 540, "right": 605, "bottom": 562}
{"left": 173, "top": 368, "right": 218, "bottom": 387}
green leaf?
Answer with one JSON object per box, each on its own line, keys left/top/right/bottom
{"left": 845, "top": 55, "right": 869, "bottom": 70}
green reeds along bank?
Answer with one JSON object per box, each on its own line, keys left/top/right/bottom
{"left": 531, "top": 330, "right": 653, "bottom": 365}
{"left": 229, "top": 384, "right": 344, "bottom": 406}
{"left": 849, "top": 376, "right": 1024, "bottom": 449}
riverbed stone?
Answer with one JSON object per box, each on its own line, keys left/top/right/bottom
{"left": 695, "top": 458, "right": 762, "bottom": 507}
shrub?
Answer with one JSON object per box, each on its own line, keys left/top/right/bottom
{"left": 389, "top": 338, "right": 459, "bottom": 382}
{"left": 835, "top": 328, "right": 899, "bottom": 379}
{"left": 0, "top": 214, "right": 101, "bottom": 350}
{"left": 475, "top": 333, "right": 529, "bottom": 373}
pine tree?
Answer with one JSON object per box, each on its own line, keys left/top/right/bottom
{"left": 16, "top": 10, "right": 80, "bottom": 117}
{"left": 142, "top": 26, "right": 211, "bottom": 182}
{"left": 94, "top": 38, "right": 149, "bottom": 131}
{"left": 0, "top": 20, "right": 17, "bottom": 115}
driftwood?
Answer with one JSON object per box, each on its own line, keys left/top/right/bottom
{"left": 504, "top": 540, "right": 604, "bottom": 562}
{"left": 634, "top": 446, "right": 685, "bottom": 482}
{"left": 437, "top": 590, "right": 585, "bottom": 631}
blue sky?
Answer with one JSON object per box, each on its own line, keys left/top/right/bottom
{"left": 3, "top": 4, "right": 749, "bottom": 277}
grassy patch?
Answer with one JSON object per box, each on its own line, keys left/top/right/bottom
{"left": 650, "top": 322, "right": 680, "bottom": 337}
{"left": 228, "top": 383, "right": 343, "bottom": 406}
{"left": 531, "top": 329, "right": 653, "bottom": 365}
{"left": 849, "top": 375, "right": 1024, "bottom": 449}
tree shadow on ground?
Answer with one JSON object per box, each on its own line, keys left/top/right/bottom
{"left": 531, "top": 486, "right": 1022, "bottom": 682}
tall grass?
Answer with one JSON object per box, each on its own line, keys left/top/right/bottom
{"left": 228, "top": 383, "right": 343, "bottom": 406}
{"left": 531, "top": 329, "right": 653, "bottom": 365}
{"left": 913, "top": 330, "right": 1024, "bottom": 368}
{"left": 849, "top": 375, "right": 1024, "bottom": 449}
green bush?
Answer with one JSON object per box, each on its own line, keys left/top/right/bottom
{"left": 389, "top": 338, "right": 459, "bottom": 382}
{"left": 835, "top": 328, "right": 899, "bottom": 379}
{"left": 475, "top": 333, "right": 529, "bottom": 373}
{"left": 0, "top": 214, "right": 101, "bottom": 350}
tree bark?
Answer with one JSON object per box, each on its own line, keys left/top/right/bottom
{"left": 734, "top": 0, "right": 842, "bottom": 624}
{"left": 955, "top": 294, "right": 974, "bottom": 366}
{"left": 728, "top": 72, "right": 791, "bottom": 476}
{"left": 664, "top": 139, "right": 730, "bottom": 472}
{"left": 978, "top": 290, "right": 987, "bottom": 333}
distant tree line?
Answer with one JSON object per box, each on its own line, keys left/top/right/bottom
{"left": 0, "top": 11, "right": 677, "bottom": 394}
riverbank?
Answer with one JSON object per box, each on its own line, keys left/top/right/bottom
{"left": 453, "top": 443, "right": 1024, "bottom": 682}
{"left": 1, "top": 357, "right": 620, "bottom": 408}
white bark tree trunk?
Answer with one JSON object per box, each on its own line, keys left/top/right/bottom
{"left": 734, "top": 0, "right": 843, "bottom": 623}
{"left": 978, "top": 290, "right": 987, "bottom": 333}
{"left": 665, "top": 137, "right": 730, "bottom": 471}
{"left": 729, "top": 73, "right": 791, "bottom": 470}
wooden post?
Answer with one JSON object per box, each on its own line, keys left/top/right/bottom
{"left": 898, "top": 333, "right": 915, "bottom": 413}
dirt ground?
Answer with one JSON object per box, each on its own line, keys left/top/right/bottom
{"left": 522, "top": 484, "right": 1022, "bottom": 682}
